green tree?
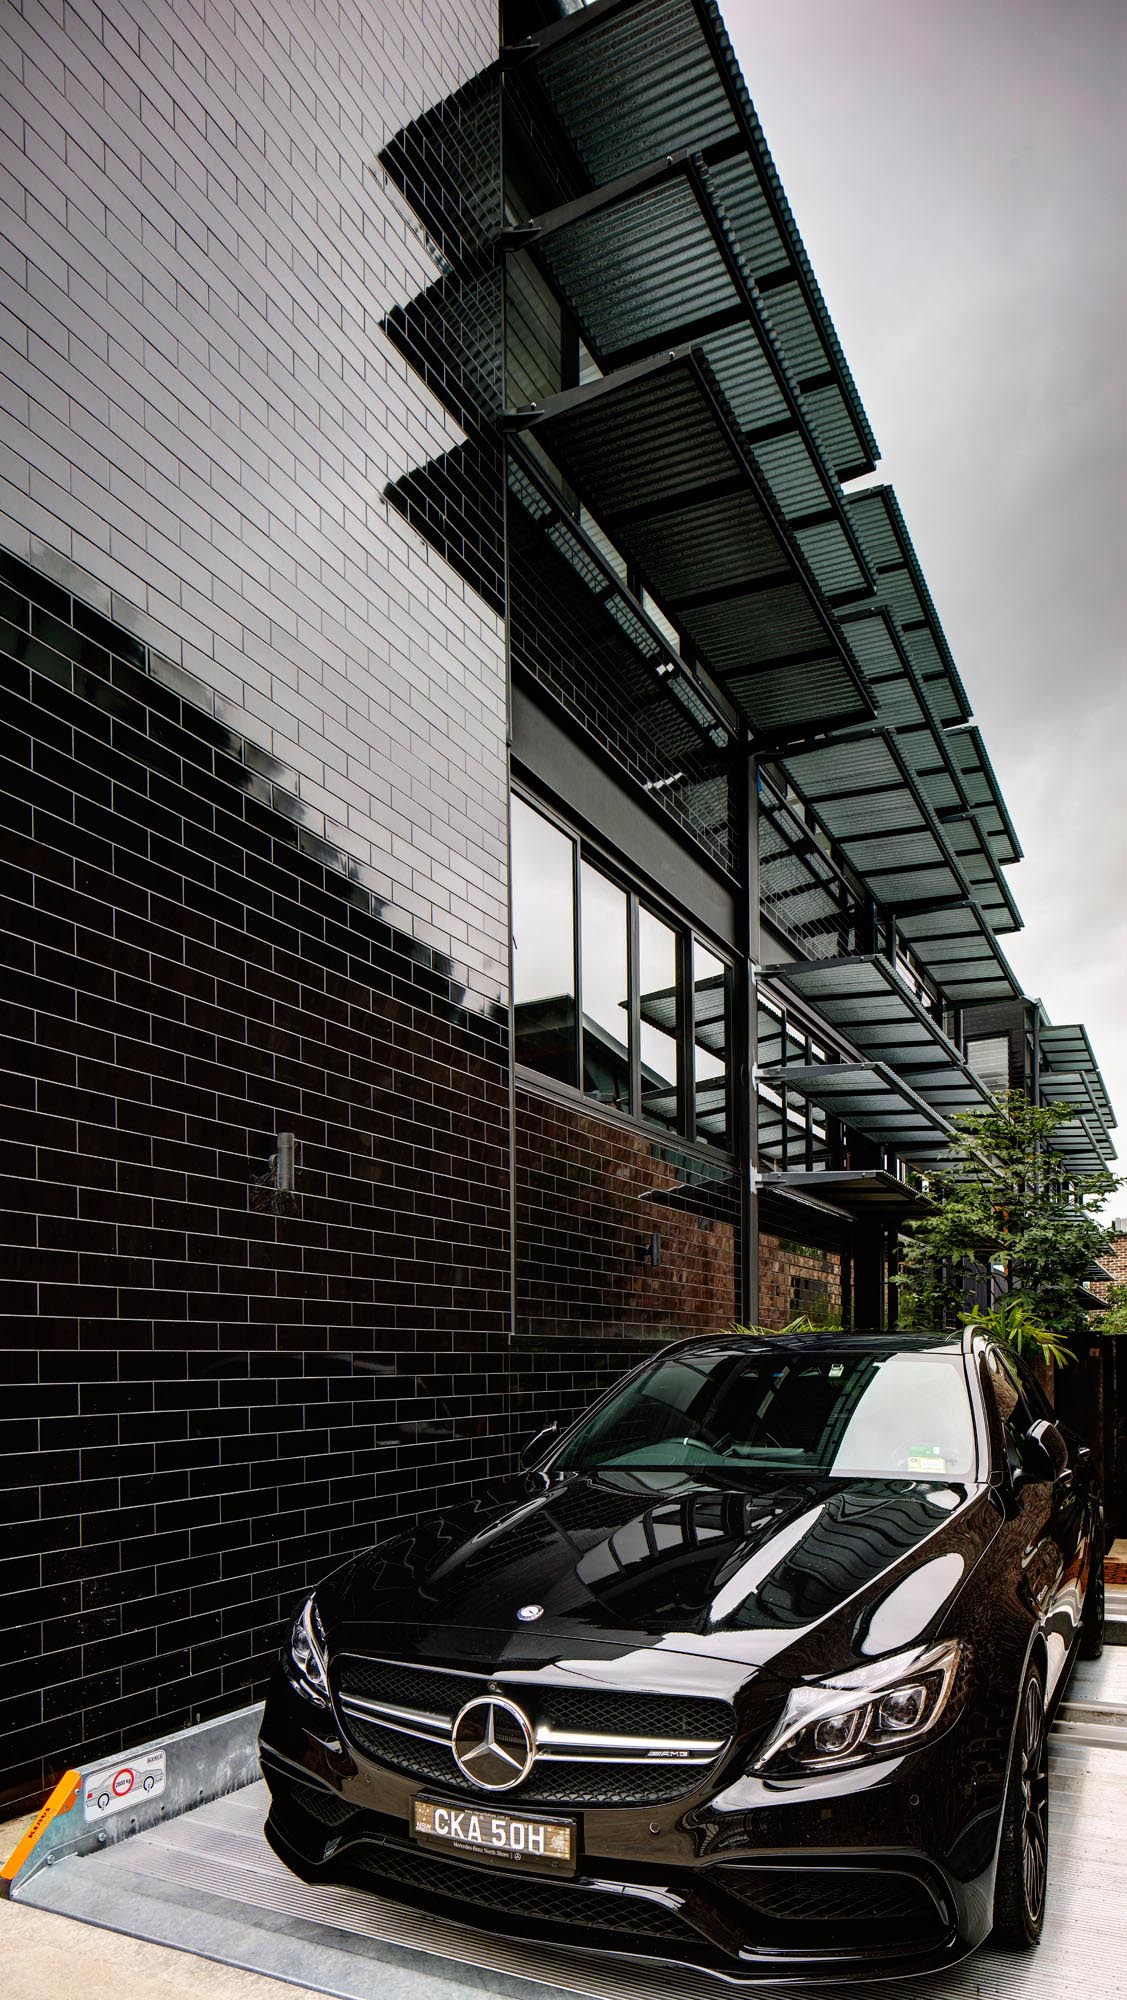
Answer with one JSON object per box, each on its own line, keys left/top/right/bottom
{"left": 896, "top": 1090, "right": 1119, "bottom": 1367}
{"left": 1100, "top": 1282, "right": 1127, "bottom": 1335}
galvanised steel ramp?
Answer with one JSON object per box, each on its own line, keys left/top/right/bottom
{"left": 6, "top": 1640, "right": 1127, "bottom": 2000}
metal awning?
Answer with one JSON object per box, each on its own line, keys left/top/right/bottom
{"left": 778, "top": 728, "right": 972, "bottom": 913}
{"left": 506, "top": 448, "right": 735, "bottom": 745}
{"left": 895, "top": 903, "right": 1023, "bottom": 1008}
{"left": 522, "top": 157, "right": 873, "bottom": 608}
{"left": 1040, "top": 1022, "right": 1117, "bottom": 1130}
{"left": 513, "top": 0, "right": 878, "bottom": 481}
{"left": 1051, "top": 1114, "right": 1116, "bottom": 1171}
{"left": 763, "top": 954, "right": 992, "bottom": 1119}
{"left": 758, "top": 1061, "right": 959, "bottom": 1163}
{"left": 845, "top": 486, "right": 1022, "bottom": 867}
{"left": 839, "top": 604, "right": 1021, "bottom": 935}
{"left": 760, "top": 1168, "right": 937, "bottom": 1224}
{"left": 509, "top": 350, "right": 875, "bottom": 737}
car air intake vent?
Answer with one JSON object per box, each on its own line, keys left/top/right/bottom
{"left": 717, "top": 1866, "right": 947, "bottom": 1945}
{"left": 349, "top": 1841, "right": 687, "bottom": 1939}
{"left": 287, "top": 1778, "right": 356, "bottom": 1829}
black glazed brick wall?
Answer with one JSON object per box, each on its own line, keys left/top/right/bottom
{"left": 0, "top": 556, "right": 511, "bottom": 1813}
{"left": 0, "top": 0, "right": 512, "bottom": 1811}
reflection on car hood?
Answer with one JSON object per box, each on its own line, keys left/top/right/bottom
{"left": 322, "top": 1469, "right": 1000, "bottom": 1682}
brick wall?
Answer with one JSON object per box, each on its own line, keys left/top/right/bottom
{"left": 0, "top": 0, "right": 510, "bottom": 1811}
{"left": 758, "top": 1233, "right": 842, "bottom": 1328}
{"left": 516, "top": 1086, "right": 739, "bottom": 1346}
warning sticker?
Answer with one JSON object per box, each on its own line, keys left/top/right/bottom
{"left": 83, "top": 1748, "right": 167, "bottom": 1823}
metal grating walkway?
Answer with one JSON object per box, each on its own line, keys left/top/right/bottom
{"left": 13, "top": 1649, "right": 1127, "bottom": 2000}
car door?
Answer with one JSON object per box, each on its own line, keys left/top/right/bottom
{"left": 1004, "top": 1346, "right": 1089, "bottom": 1657}
{"left": 980, "top": 1345, "right": 1077, "bottom": 1703}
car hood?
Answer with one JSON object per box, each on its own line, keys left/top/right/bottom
{"left": 320, "top": 1469, "right": 1001, "bottom": 1687}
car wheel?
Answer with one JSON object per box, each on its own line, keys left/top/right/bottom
{"left": 1079, "top": 1545, "right": 1105, "bottom": 1660}
{"left": 993, "top": 1662, "right": 1048, "bottom": 1948}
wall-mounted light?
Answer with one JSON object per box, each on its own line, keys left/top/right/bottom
{"left": 274, "top": 1132, "right": 296, "bottom": 1192}
{"left": 639, "top": 1231, "right": 661, "bottom": 1268}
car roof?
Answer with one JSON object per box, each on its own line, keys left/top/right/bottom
{"left": 656, "top": 1329, "right": 966, "bottom": 1359}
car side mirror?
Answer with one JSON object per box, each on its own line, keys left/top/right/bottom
{"left": 520, "top": 1422, "right": 558, "bottom": 1471}
{"left": 1024, "top": 1419, "right": 1068, "bottom": 1482}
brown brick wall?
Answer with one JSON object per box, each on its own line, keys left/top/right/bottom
{"left": 1092, "top": 1230, "right": 1127, "bottom": 1297}
{"left": 758, "top": 1233, "right": 842, "bottom": 1328}
{"left": 515, "top": 1087, "right": 738, "bottom": 1345}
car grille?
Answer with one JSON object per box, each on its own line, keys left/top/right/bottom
{"left": 333, "top": 1653, "right": 734, "bottom": 1807}
{"left": 341, "top": 1716, "right": 709, "bottom": 1805}
{"left": 348, "top": 1841, "right": 686, "bottom": 1939}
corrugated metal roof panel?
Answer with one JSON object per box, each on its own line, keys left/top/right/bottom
{"left": 759, "top": 1060, "right": 960, "bottom": 1162}
{"left": 895, "top": 904, "right": 1023, "bottom": 1007}
{"left": 517, "top": 350, "right": 874, "bottom": 737}
{"left": 522, "top": 0, "right": 878, "bottom": 478}
{"left": 1039, "top": 1022, "right": 1117, "bottom": 1130}
{"left": 780, "top": 730, "right": 970, "bottom": 914}
{"left": 764, "top": 954, "right": 993, "bottom": 1119}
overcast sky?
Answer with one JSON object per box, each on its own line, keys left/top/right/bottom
{"left": 726, "top": 0, "right": 1127, "bottom": 1215}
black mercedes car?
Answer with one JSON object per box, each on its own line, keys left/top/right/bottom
{"left": 258, "top": 1330, "right": 1104, "bottom": 1982}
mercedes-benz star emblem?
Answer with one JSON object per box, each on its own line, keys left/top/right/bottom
{"left": 452, "top": 1696, "right": 535, "bottom": 1791}
{"left": 516, "top": 1603, "right": 543, "bottom": 1623}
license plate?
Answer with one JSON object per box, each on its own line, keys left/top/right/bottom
{"left": 412, "top": 1796, "right": 576, "bottom": 1874}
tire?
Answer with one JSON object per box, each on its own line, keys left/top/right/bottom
{"left": 1079, "top": 1541, "right": 1105, "bottom": 1660}
{"left": 992, "top": 1662, "right": 1048, "bottom": 1949}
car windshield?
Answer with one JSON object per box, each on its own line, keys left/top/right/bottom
{"left": 552, "top": 1343, "right": 977, "bottom": 1481}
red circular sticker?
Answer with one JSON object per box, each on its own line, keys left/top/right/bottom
{"left": 111, "top": 1768, "right": 134, "bottom": 1797}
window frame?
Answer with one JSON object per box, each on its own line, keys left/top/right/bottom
{"left": 510, "top": 787, "right": 735, "bottom": 1155}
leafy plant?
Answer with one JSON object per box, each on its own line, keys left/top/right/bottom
{"left": 958, "top": 1295, "right": 1075, "bottom": 1369}
{"left": 729, "top": 1315, "right": 818, "bottom": 1337}
{"left": 1100, "top": 1282, "right": 1127, "bottom": 1335}
{"left": 896, "top": 1090, "right": 1120, "bottom": 1366}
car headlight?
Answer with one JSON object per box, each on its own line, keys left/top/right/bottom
{"left": 285, "top": 1593, "right": 330, "bottom": 1709}
{"left": 752, "top": 1639, "right": 965, "bottom": 1776}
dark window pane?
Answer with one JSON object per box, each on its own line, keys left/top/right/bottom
{"left": 512, "top": 796, "right": 577, "bottom": 1086}
{"left": 692, "top": 939, "right": 729, "bottom": 1148}
{"left": 580, "top": 862, "right": 630, "bottom": 1111}
{"left": 639, "top": 907, "right": 679, "bottom": 1130}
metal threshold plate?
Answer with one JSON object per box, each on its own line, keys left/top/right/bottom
{"left": 15, "top": 1659, "right": 1127, "bottom": 2000}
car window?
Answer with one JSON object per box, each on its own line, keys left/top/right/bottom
{"left": 552, "top": 1344, "right": 977, "bottom": 1480}
{"left": 982, "top": 1345, "right": 1038, "bottom": 1453}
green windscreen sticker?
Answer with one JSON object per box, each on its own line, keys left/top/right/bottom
{"left": 907, "top": 1443, "right": 946, "bottom": 1473}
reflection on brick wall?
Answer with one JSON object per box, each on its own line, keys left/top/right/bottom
{"left": 516, "top": 1086, "right": 738, "bottom": 1348}
{"left": 0, "top": 558, "right": 511, "bottom": 1812}
{"left": 758, "top": 1234, "right": 842, "bottom": 1328}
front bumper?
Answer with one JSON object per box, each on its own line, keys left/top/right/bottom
{"left": 259, "top": 1668, "right": 996, "bottom": 1983}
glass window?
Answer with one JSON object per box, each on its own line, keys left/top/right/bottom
{"left": 580, "top": 862, "right": 631, "bottom": 1111}
{"left": 638, "top": 907, "right": 679, "bottom": 1129}
{"left": 511, "top": 796, "right": 577, "bottom": 1087}
{"left": 510, "top": 796, "right": 734, "bottom": 1152}
{"left": 692, "top": 939, "right": 729, "bottom": 1148}
{"left": 553, "top": 1343, "right": 976, "bottom": 1480}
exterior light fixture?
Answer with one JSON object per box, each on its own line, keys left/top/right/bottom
{"left": 274, "top": 1133, "right": 296, "bottom": 1192}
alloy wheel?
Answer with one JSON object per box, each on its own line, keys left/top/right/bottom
{"left": 1020, "top": 1675, "right": 1048, "bottom": 1924}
